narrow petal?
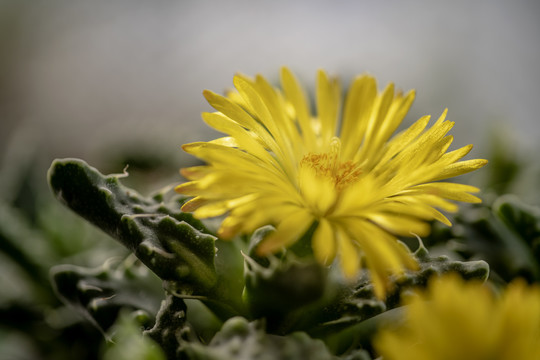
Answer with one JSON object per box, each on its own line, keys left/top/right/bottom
{"left": 180, "top": 196, "right": 211, "bottom": 212}
{"left": 193, "top": 194, "right": 259, "bottom": 218}
{"left": 340, "top": 75, "right": 377, "bottom": 158}
{"left": 431, "top": 159, "right": 489, "bottom": 181}
{"left": 375, "top": 200, "right": 453, "bottom": 226}
{"left": 373, "top": 90, "right": 416, "bottom": 149}
{"left": 180, "top": 165, "right": 212, "bottom": 180}
{"left": 298, "top": 165, "right": 337, "bottom": 215}
{"left": 312, "top": 219, "right": 336, "bottom": 265}
{"left": 256, "top": 209, "right": 314, "bottom": 255}
{"left": 233, "top": 74, "right": 297, "bottom": 176}
{"left": 202, "top": 111, "right": 279, "bottom": 167}
{"left": 203, "top": 89, "right": 275, "bottom": 146}
{"left": 371, "top": 115, "right": 431, "bottom": 170}
{"left": 336, "top": 226, "right": 360, "bottom": 278}
{"left": 343, "top": 219, "right": 418, "bottom": 298}
{"left": 280, "top": 67, "right": 317, "bottom": 150}
{"left": 255, "top": 74, "right": 303, "bottom": 151}
{"left": 408, "top": 182, "right": 482, "bottom": 203}
{"left": 368, "top": 213, "right": 431, "bottom": 237}
{"left": 356, "top": 83, "right": 396, "bottom": 162}
{"left": 316, "top": 69, "right": 341, "bottom": 145}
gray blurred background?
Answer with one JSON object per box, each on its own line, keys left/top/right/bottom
{"left": 1, "top": 0, "right": 539, "bottom": 186}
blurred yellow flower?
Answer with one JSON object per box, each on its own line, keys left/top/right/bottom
{"left": 375, "top": 274, "right": 540, "bottom": 359}
{"left": 176, "top": 67, "right": 487, "bottom": 298}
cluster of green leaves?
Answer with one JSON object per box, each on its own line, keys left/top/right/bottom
{"left": 0, "top": 154, "right": 129, "bottom": 359}
{"left": 2, "top": 131, "right": 539, "bottom": 360}
{"left": 44, "top": 159, "right": 497, "bottom": 360}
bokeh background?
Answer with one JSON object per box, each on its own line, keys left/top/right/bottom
{"left": 2, "top": 0, "right": 540, "bottom": 172}
{"left": 0, "top": 0, "right": 539, "bottom": 359}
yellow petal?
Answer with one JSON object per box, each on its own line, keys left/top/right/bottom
{"left": 280, "top": 67, "right": 316, "bottom": 150}
{"left": 298, "top": 165, "right": 337, "bottom": 215}
{"left": 180, "top": 165, "right": 212, "bottom": 180}
{"left": 431, "top": 159, "right": 489, "bottom": 181}
{"left": 372, "top": 115, "right": 431, "bottom": 170}
{"left": 256, "top": 209, "right": 314, "bottom": 255}
{"left": 374, "top": 90, "right": 416, "bottom": 149}
{"left": 340, "top": 74, "right": 377, "bottom": 159}
{"left": 193, "top": 194, "right": 259, "bottom": 219}
{"left": 312, "top": 219, "right": 336, "bottom": 265}
{"left": 368, "top": 213, "right": 431, "bottom": 237}
{"left": 202, "top": 112, "right": 277, "bottom": 165}
{"left": 376, "top": 200, "right": 453, "bottom": 226}
{"left": 408, "top": 182, "right": 482, "bottom": 203}
{"left": 233, "top": 74, "right": 297, "bottom": 176}
{"left": 356, "top": 83, "right": 396, "bottom": 162}
{"left": 203, "top": 89, "right": 281, "bottom": 154}
{"left": 336, "top": 227, "right": 360, "bottom": 279}
{"left": 180, "top": 196, "right": 210, "bottom": 212}
{"left": 316, "top": 69, "right": 340, "bottom": 144}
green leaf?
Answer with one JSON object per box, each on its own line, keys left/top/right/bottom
{"left": 183, "top": 317, "right": 336, "bottom": 360}
{"left": 144, "top": 294, "right": 191, "bottom": 360}
{"left": 47, "top": 158, "right": 217, "bottom": 295}
{"left": 102, "top": 311, "right": 166, "bottom": 360}
{"left": 312, "top": 242, "right": 488, "bottom": 354}
{"left": 0, "top": 201, "right": 53, "bottom": 302}
{"left": 243, "top": 252, "right": 327, "bottom": 333}
{"left": 426, "top": 196, "right": 540, "bottom": 282}
{"left": 494, "top": 195, "right": 540, "bottom": 265}
{"left": 50, "top": 256, "right": 162, "bottom": 336}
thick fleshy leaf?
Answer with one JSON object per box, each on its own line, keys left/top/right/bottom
{"left": 48, "top": 159, "right": 217, "bottom": 295}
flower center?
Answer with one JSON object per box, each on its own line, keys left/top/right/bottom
{"left": 300, "top": 139, "right": 362, "bottom": 191}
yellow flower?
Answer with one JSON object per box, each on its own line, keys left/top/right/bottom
{"left": 374, "top": 274, "right": 540, "bottom": 360}
{"left": 175, "top": 67, "right": 487, "bottom": 298}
